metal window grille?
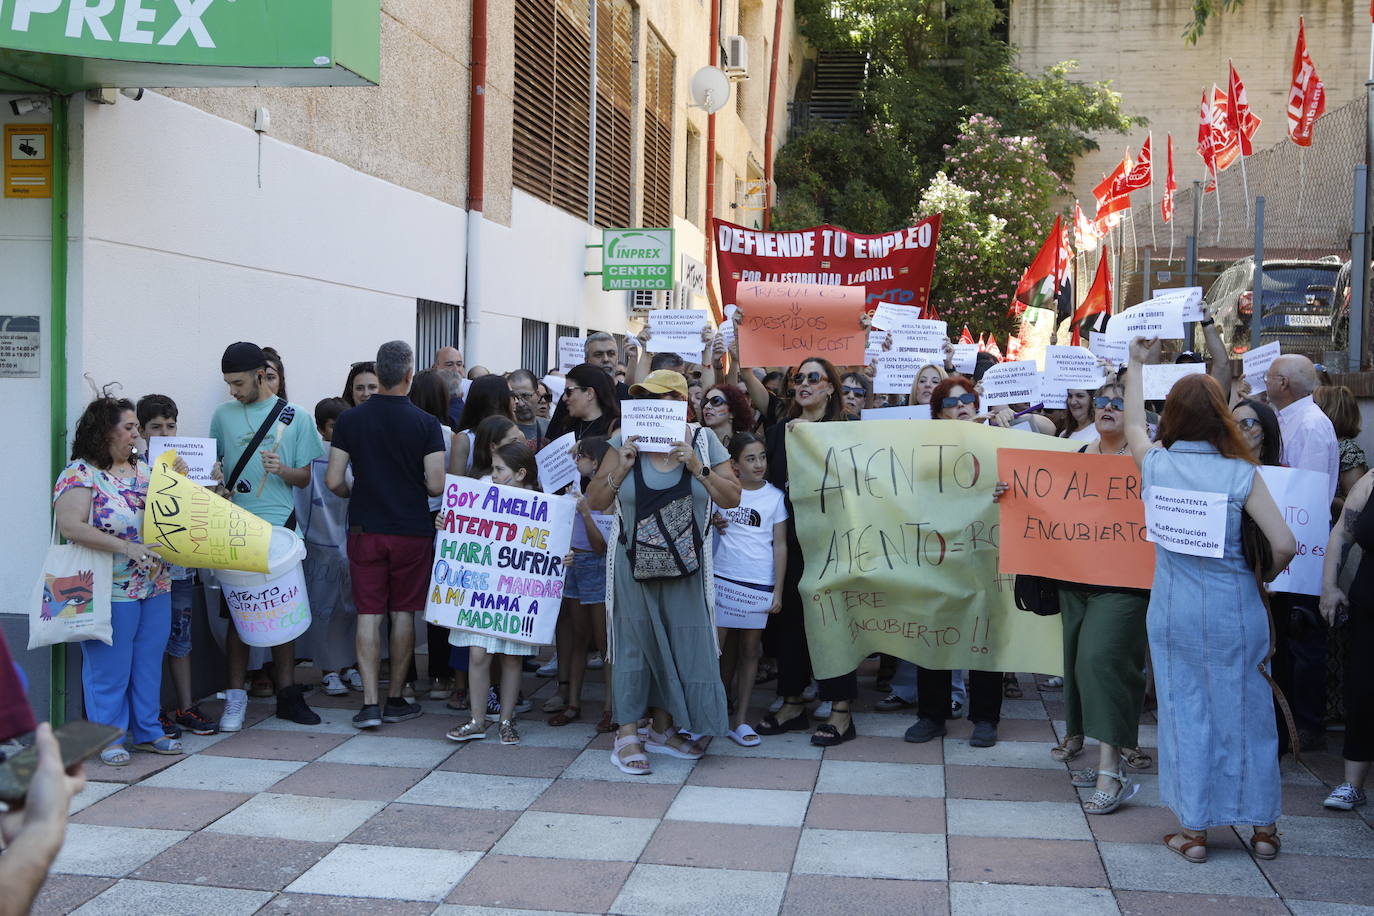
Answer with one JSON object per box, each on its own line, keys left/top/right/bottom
{"left": 416, "top": 299, "right": 462, "bottom": 364}
{"left": 522, "top": 318, "right": 551, "bottom": 376}
{"left": 642, "top": 28, "right": 675, "bottom": 227}
{"left": 594, "top": 0, "right": 634, "bottom": 228}
{"left": 514, "top": 0, "right": 591, "bottom": 218}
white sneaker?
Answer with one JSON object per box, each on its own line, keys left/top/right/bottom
{"left": 322, "top": 672, "right": 347, "bottom": 696}
{"left": 814, "top": 700, "right": 833, "bottom": 719}
{"left": 586, "top": 652, "right": 605, "bottom": 670}
{"left": 536, "top": 655, "right": 559, "bottom": 678}
{"left": 343, "top": 668, "right": 363, "bottom": 691}
{"left": 220, "top": 689, "right": 248, "bottom": 732}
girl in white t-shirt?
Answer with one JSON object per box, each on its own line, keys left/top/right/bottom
{"left": 710, "top": 432, "right": 788, "bottom": 747}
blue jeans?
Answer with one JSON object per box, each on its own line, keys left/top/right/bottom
{"left": 81, "top": 592, "right": 171, "bottom": 745}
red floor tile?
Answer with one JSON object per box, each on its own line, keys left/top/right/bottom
{"left": 530, "top": 778, "right": 682, "bottom": 818}
{"left": 132, "top": 832, "right": 333, "bottom": 890}
{"left": 1116, "top": 891, "right": 1290, "bottom": 915}
{"left": 72, "top": 786, "right": 251, "bottom": 830}
{"left": 948, "top": 835, "right": 1108, "bottom": 886}
{"left": 268, "top": 761, "right": 429, "bottom": 802}
{"left": 345, "top": 803, "right": 519, "bottom": 852}
{"left": 805, "top": 794, "right": 946, "bottom": 833}
{"left": 686, "top": 755, "right": 820, "bottom": 791}
{"left": 446, "top": 855, "right": 632, "bottom": 912}
{"left": 438, "top": 742, "right": 581, "bottom": 778}
{"left": 823, "top": 735, "right": 943, "bottom": 765}
{"left": 200, "top": 729, "right": 350, "bottom": 761}
{"left": 641, "top": 821, "right": 801, "bottom": 871}
{"left": 944, "top": 764, "right": 1079, "bottom": 802}
{"left": 781, "top": 875, "right": 949, "bottom": 915}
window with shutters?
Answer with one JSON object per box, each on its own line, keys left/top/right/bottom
{"left": 416, "top": 299, "right": 462, "bottom": 362}
{"left": 594, "top": 0, "right": 633, "bottom": 228}
{"left": 521, "top": 319, "right": 551, "bottom": 376}
{"left": 642, "top": 28, "right": 675, "bottom": 227}
{"left": 514, "top": 0, "right": 591, "bottom": 218}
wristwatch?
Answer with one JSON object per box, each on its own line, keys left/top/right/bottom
{"left": 1199, "top": 317, "right": 1215, "bottom": 327}
{"left": 698, "top": 464, "right": 711, "bottom": 479}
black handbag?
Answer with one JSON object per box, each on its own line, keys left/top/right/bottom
{"left": 1013, "top": 575, "right": 1061, "bottom": 616}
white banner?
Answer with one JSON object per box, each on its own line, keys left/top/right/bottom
{"left": 147, "top": 436, "right": 216, "bottom": 485}
{"left": 425, "top": 477, "right": 577, "bottom": 645}
{"left": 714, "top": 577, "right": 773, "bottom": 629}
{"left": 1258, "top": 465, "right": 1329, "bottom": 596}
{"left": 557, "top": 337, "right": 583, "bottom": 373}
{"left": 1043, "top": 346, "right": 1107, "bottom": 394}
{"left": 1242, "top": 341, "right": 1281, "bottom": 394}
{"left": 620, "top": 399, "right": 688, "bottom": 453}
{"left": 535, "top": 432, "right": 579, "bottom": 495}
{"left": 861, "top": 405, "right": 932, "bottom": 420}
{"left": 649, "top": 310, "right": 708, "bottom": 362}
{"left": 1145, "top": 486, "right": 1227, "bottom": 558}
{"left": 1106, "top": 298, "right": 1187, "bottom": 342}
{"left": 979, "top": 360, "right": 1040, "bottom": 407}
{"left": 952, "top": 343, "right": 978, "bottom": 374}
{"left": 1089, "top": 332, "right": 1128, "bottom": 366}
{"left": 1142, "top": 363, "right": 1206, "bottom": 401}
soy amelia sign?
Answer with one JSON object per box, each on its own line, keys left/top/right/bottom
{"left": 602, "top": 228, "right": 674, "bottom": 291}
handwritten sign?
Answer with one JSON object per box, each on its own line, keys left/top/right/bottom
{"left": 142, "top": 450, "right": 271, "bottom": 573}
{"left": 786, "top": 421, "right": 1077, "bottom": 677}
{"left": 1145, "top": 486, "right": 1227, "bottom": 558}
{"left": 979, "top": 360, "right": 1040, "bottom": 406}
{"left": 861, "top": 405, "right": 932, "bottom": 420}
{"left": 620, "top": 399, "right": 688, "bottom": 453}
{"left": 997, "top": 449, "right": 1153, "bottom": 589}
{"left": 1142, "top": 363, "right": 1206, "bottom": 401}
{"left": 1242, "top": 341, "right": 1281, "bottom": 394}
{"left": 147, "top": 436, "right": 216, "bottom": 485}
{"left": 535, "top": 432, "right": 579, "bottom": 495}
{"left": 1089, "top": 332, "right": 1128, "bottom": 366}
{"left": 952, "top": 343, "right": 978, "bottom": 375}
{"left": 425, "top": 477, "right": 576, "bottom": 645}
{"left": 1258, "top": 465, "right": 1328, "bottom": 596}
{"left": 648, "top": 309, "right": 709, "bottom": 363}
{"left": 1151, "top": 286, "right": 1205, "bottom": 322}
{"left": 557, "top": 337, "right": 583, "bottom": 373}
{"left": 735, "top": 281, "right": 866, "bottom": 368}
{"left": 1106, "top": 298, "right": 1186, "bottom": 342}
{"left": 714, "top": 577, "right": 773, "bottom": 628}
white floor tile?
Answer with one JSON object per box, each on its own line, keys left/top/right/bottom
{"left": 286, "top": 843, "right": 481, "bottom": 901}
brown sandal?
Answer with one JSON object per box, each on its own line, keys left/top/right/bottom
{"left": 595, "top": 710, "right": 617, "bottom": 733}
{"left": 1050, "top": 736, "right": 1084, "bottom": 762}
{"left": 548, "top": 705, "right": 581, "bottom": 727}
{"left": 1250, "top": 828, "right": 1281, "bottom": 860}
{"left": 1163, "top": 832, "right": 1207, "bottom": 864}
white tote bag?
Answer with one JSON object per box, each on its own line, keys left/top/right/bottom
{"left": 29, "top": 520, "right": 114, "bottom": 649}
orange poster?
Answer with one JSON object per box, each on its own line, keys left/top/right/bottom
{"left": 996, "top": 448, "right": 1154, "bottom": 590}
{"left": 735, "top": 281, "right": 867, "bottom": 368}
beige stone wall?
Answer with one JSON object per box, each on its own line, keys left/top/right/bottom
{"left": 163, "top": 0, "right": 472, "bottom": 211}
{"left": 1012, "top": 0, "right": 1370, "bottom": 210}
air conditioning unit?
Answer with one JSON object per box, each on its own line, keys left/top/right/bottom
{"left": 628, "top": 289, "right": 674, "bottom": 314}
{"left": 724, "top": 35, "right": 748, "bottom": 80}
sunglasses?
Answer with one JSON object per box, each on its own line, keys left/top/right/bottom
{"left": 939, "top": 392, "right": 977, "bottom": 410}
{"left": 842, "top": 385, "right": 867, "bottom": 396}
{"left": 791, "top": 371, "right": 825, "bottom": 386}
{"left": 1237, "top": 417, "right": 1261, "bottom": 430}
{"left": 703, "top": 395, "right": 727, "bottom": 408}
{"left": 539, "top": 394, "right": 552, "bottom": 403}
{"left": 565, "top": 386, "right": 588, "bottom": 395}
{"left": 1093, "top": 396, "right": 1125, "bottom": 410}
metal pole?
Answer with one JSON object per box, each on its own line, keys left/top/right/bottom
{"left": 1186, "top": 180, "right": 1201, "bottom": 344}
{"left": 48, "top": 93, "right": 69, "bottom": 725}
{"left": 585, "top": 0, "right": 598, "bottom": 225}
{"left": 1251, "top": 195, "right": 1266, "bottom": 351}
{"left": 1351, "top": 166, "right": 1368, "bottom": 373}
{"left": 1143, "top": 246, "right": 1153, "bottom": 299}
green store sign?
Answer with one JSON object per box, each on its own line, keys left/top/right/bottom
{"left": 602, "top": 228, "right": 674, "bottom": 291}
{"left": 0, "top": 0, "right": 379, "bottom": 91}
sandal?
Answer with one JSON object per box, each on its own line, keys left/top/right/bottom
{"left": 1003, "top": 674, "right": 1023, "bottom": 699}
{"left": 643, "top": 725, "right": 704, "bottom": 760}
{"left": 131, "top": 736, "right": 183, "bottom": 756}
{"left": 595, "top": 710, "right": 618, "bottom": 733}
{"left": 756, "top": 702, "right": 810, "bottom": 736}
{"left": 446, "top": 689, "right": 470, "bottom": 711}
{"left": 1123, "top": 747, "right": 1153, "bottom": 770}
{"left": 1050, "top": 735, "right": 1085, "bottom": 763}
{"left": 728, "top": 724, "right": 761, "bottom": 747}
{"left": 446, "top": 719, "right": 489, "bottom": 742}
{"left": 1082, "top": 766, "right": 1139, "bottom": 815}
{"left": 542, "top": 685, "right": 569, "bottom": 714}
{"left": 754, "top": 660, "right": 777, "bottom": 684}
{"left": 611, "top": 734, "right": 652, "bottom": 775}
{"left": 1163, "top": 831, "right": 1208, "bottom": 864}
{"left": 1250, "top": 827, "right": 1281, "bottom": 860}
{"left": 100, "top": 746, "right": 130, "bottom": 767}
{"left": 1070, "top": 767, "right": 1098, "bottom": 788}
{"left": 548, "top": 705, "right": 582, "bottom": 727}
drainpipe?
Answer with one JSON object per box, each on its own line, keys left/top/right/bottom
{"left": 48, "top": 93, "right": 70, "bottom": 724}
{"left": 762, "top": 0, "right": 784, "bottom": 230}
{"left": 463, "top": 0, "right": 487, "bottom": 364}
{"left": 704, "top": 0, "right": 722, "bottom": 322}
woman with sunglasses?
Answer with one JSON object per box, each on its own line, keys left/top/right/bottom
{"left": 536, "top": 381, "right": 554, "bottom": 419}
{"left": 1232, "top": 399, "right": 1281, "bottom": 467}
{"left": 902, "top": 374, "right": 1006, "bottom": 748}
{"left": 700, "top": 383, "right": 756, "bottom": 450}
{"left": 839, "top": 372, "right": 872, "bottom": 420}
{"left": 756, "top": 358, "right": 862, "bottom": 746}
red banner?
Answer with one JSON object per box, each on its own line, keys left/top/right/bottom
{"left": 1287, "top": 18, "right": 1325, "bottom": 147}
{"left": 712, "top": 216, "right": 941, "bottom": 316}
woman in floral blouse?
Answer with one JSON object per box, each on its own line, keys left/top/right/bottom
{"left": 54, "top": 397, "right": 179, "bottom": 766}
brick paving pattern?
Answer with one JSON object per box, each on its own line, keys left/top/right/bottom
{"left": 36, "top": 667, "right": 1374, "bottom": 915}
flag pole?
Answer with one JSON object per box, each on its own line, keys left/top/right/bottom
{"left": 1297, "top": 147, "right": 1306, "bottom": 223}
{"left": 1147, "top": 132, "right": 1157, "bottom": 249}
{"left": 1239, "top": 152, "right": 1251, "bottom": 228}
{"left": 1213, "top": 166, "right": 1223, "bottom": 245}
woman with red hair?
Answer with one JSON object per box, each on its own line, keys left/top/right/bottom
{"left": 699, "top": 382, "right": 756, "bottom": 450}
{"left": 1123, "top": 336, "right": 1295, "bottom": 864}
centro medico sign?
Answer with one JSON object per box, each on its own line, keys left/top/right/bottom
{"left": 602, "top": 228, "right": 674, "bottom": 291}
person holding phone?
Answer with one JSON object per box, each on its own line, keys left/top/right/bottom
{"left": 0, "top": 722, "right": 88, "bottom": 916}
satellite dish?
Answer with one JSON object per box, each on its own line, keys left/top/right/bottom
{"left": 689, "top": 66, "right": 732, "bottom": 113}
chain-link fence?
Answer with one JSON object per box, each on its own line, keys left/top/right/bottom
{"left": 1091, "top": 94, "right": 1369, "bottom": 371}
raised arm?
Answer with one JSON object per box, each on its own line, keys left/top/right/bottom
{"left": 1123, "top": 336, "right": 1159, "bottom": 467}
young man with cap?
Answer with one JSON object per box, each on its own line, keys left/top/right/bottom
{"left": 211, "top": 342, "right": 324, "bottom": 730}
{"left": 326, "top": 340, "right": 447, "bottom": 729}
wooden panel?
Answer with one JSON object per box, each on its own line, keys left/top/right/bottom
{"left": 594, "top": 0, "right": 633, "bottom": 228}
{"left": 642, "top": 29, "right": 675, "bottom": 227}
{"left": 514, "top": 0, "right": 591, "bottom": 219}
{"left": 513, "top": 0, "right": 556, "bottom": 202}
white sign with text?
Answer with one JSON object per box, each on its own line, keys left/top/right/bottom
{"left": 979, "top": 360, "right": 1041, "bottom": 406}
{"left": 1106, "top": 298, "right": 1187, "bottom": 342}
{"left": 148, "top": 437, "right": 216, "bottom": 485}
{"left": 1145, "top": 486, "right": 1227, "bottom": 558}
{"left": 1142, "top": 363, "right": 1206, "bottom": 401}
{"left": 620, "top": 399, "right": 688, "bottom": 453}
{"left": 535, "top": 432, "right": 579, "bottom": 495}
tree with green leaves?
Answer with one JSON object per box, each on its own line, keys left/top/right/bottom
{"left": 773, "top": 0, "right": 1140, "bottom": 335}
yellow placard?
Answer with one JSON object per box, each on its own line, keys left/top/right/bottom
{"left": 786, "top": 421, "right": 1080, "bottom": 678}
{"left": 142, "top": 450, "right": 272, "bottom": 573}
{"left": 5, "top": 124, "right": 52, "bottom": 198}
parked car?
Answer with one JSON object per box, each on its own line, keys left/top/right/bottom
{"left": 1202, "top": 255, "right": 1347, "bottom": 361}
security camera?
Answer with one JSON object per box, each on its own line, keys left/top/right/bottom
{"left": 8, "top": 97, "right": 50, "bottom": 116}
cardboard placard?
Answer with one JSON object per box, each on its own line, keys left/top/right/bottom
{"left": 1142, "top": 363, "right": 1206, "bottom": 401}
{"left": 1258, "top": 465, "right": 1329, "bottom": 597}
{"left": 735, "top": 282, "right": 866, "bottom": 368}
{"left": 1089, "top": 332, "right": 1128, "bottom": 366}
{"left": 620, "top": 399, "right": 688, "bottom": 453}
{"left": 714, "top": 577, "right": 773, "bottom": 628}
{"left": 541, "top": 374, "right": 566, "bottom": 406}
{"left": 648, "top": 310, "right": 709, "bottom": 362}
{"left": 996, "top": 449, "right": 1154, "bottom": 590}
{"left": 535, "top": 432, "right": 579, "bottom": 495}
{"left": 873, "top": 352, "right": 940, "bottom": 395}
{"left": 1151, "top": 286, "right": 1205, "bottom": 322}
{"left": 952, "top": 343, "right": 979, "bottom": 375}
{"left": 1106, "top": 298, "right": 1187, "bottom": 342}
{"left": 1043, "top": 346, "right": 1107, "bottom": 394}
{"left": 557, "top": 337, "right": 583, "bottom": 373}
{"left": 142, "top": 451, "right": 272, "bottom": 573}
{"left": 861, "top": 405, "right": 932, "bottom": 420}
{"left": 1242, "top": 341, "right": 1281, "bottom": 394}
{"left": 979, "top": 360, "right": 1040, "bottom": 407}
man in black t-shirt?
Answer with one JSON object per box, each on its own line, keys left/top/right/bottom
{"left": 327, "top": 340, "right": 447, "bottom": 730}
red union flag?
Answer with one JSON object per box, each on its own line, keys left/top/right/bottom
{"left": 1226, "top": 62, "right": 1262, "bottom": 155}
{"left": 1197, "top": 90, "right": 1217, "bottom": 176}
{"left": 1161, "top": 134, "right": 1177, "bottom": 223}
{"left": 1116, "top": 135, "right": 1153, "bottom": 193}
{"left": 1074, "top": 201, "right": 1100, "bottom": 252}
{"left": 1094, "top": 155, "right": 1131, "bottom": 234}
{"left": 1209, "top": 85, "right": 1242, "bottom": 172}
{"left": 1287, "top": 18, "right": 1326, "bottom": 147}
{"left": 712, "top": 216, "right": 942, "bottom": 315}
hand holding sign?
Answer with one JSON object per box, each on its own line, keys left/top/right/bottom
{"left": 620, "top": 399, "right": 688, "bottom": 453}
{"left": 1106, "top": 299, "right": 1186, "bottom": 342}
{"left": 735, "top": 282, "right": 866, "bottom": 368}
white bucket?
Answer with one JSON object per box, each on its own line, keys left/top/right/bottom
{"left": 217, "top": 526, "right": 311, "bottom": 648}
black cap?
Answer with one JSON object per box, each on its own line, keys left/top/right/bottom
{"left": 221, "top": 341, "right": 267, "bottom": 374}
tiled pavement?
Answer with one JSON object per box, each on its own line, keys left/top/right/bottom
{"left": 35, "top": 666, "right": 1374, "bottom": 916}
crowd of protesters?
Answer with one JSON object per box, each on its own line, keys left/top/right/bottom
{"left": 7, "top": 298, "right": 1372, "bottom": 871}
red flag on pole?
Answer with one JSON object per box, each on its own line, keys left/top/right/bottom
{"left": 1210, "top": 85, "right": 1242, "bottom": 172}
{"left": 1070, "top": 250, "right": 1112, "bottom": 346}
{"left": 959, "top": 325, "right": 975, "bottom": 345}
{"left": 1197, "top": 89, "right": 1217, "bottom": 178}
{"left": 1073, "top": 201, "right": 1099, "bottom": 251}
{"left": 1117, "top": 135, "right": 1153, "bottom": 192}
{"left": 1161, "top": 134, "right": 1177, "bottom": 223}
{"left": 1226, "top": 62, "right": 1262, "bottom": 156}
{"left": 1094, "top": 155, "right": 1131, "bottom": 233}
{"left": 1012, "top": 214, "right": 1063, "bottom": 314}
{"left": 1287, "top": 18, "right": 1326, "bottom": 146}
{"left": 985, "top": 336, "right": 1003, "bottom": 362}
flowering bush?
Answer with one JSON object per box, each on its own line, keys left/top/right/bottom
{"left": 916, "top": 116, "right": 1066, "bottom": 338}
